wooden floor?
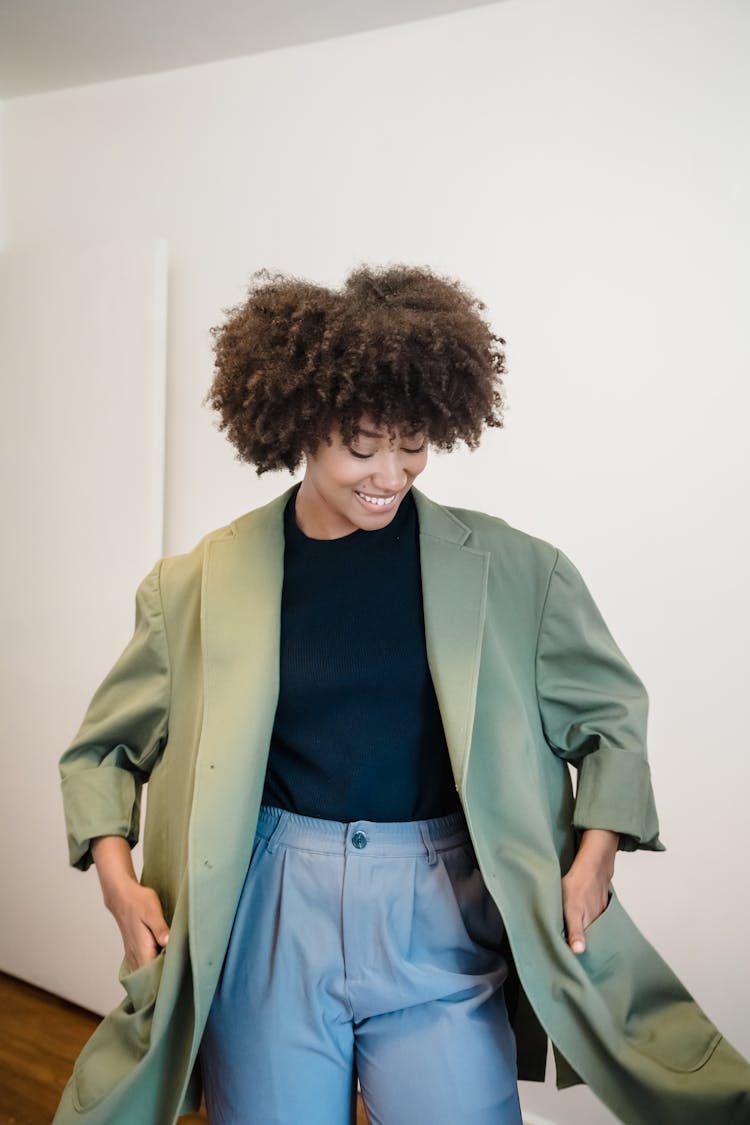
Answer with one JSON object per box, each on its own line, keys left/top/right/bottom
{"left": 0, "top": 972, "right": 368, "bottom": 1124}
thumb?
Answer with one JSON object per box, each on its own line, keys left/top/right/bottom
{"left": 564, "top": 905, "right": 586, "bottom": 954}
{"left": 144, "top": 899, "right": 170, "bottom": 947}
{"left": 568, "top": 926, "right": 586, "bottom": 955}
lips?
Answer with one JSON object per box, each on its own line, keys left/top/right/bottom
{"left": 355, "top": 490, "right": 398, "bottom": 510}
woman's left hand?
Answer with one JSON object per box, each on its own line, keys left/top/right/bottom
{"left": 561, "top": 828, "right": 619, "bottom": 954}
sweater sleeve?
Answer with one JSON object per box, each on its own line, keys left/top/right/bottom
{"left": 59, "top": 561, "right": 171, "bottom": 871}
{"left": 535, "top": 548, "right": 664, "bottom": 852}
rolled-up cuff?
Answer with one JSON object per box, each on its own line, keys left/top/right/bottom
{"left": 573, "top": 746, "right": 665, "bottom": 852}
{"left": 61, "top": 767, "right": 141, "bottom": 870}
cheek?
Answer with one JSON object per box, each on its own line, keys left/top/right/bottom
{"left": 336, "top": 467, "right": 366, "bottom": 491}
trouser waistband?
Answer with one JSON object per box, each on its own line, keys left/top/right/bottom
{"left": 255, "top": 804, "right": 471, "bottom": 865}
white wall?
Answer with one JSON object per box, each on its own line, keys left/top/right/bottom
{"left": 0, "top": 239, "right": 167, "bottom": 1012}
{"left": 1, "top": 1, "right": 748, "bottom": 1121}
{"left": 0, "top": 241, "right": 167, "bottom": 1012}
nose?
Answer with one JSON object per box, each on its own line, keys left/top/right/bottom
{"left": 371, "top": 451, "right": 409, "bottom": 493}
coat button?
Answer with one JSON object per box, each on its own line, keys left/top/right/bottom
{"left": 351, "top": 830, "right": 368, "bottom": 849}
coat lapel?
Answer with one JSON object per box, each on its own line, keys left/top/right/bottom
{"left": 411, "top": 488, "right": 490, "bottom": 793}
{"left": 188, "top": 485, "right": 292, "bottom": 1027}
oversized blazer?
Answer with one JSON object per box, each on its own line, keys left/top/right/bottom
{"left": 54, "top": 484, "right": 750, "bottom": 1124}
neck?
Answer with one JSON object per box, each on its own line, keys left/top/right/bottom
{"left": 294, "top": 479, "right": 354, "bottom": 540}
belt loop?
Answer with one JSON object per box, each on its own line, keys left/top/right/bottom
{"left": 419, "top": 822, "right": 438, "bottom": 865}
{"left": 264, "top": 810, "right": 286, "bottom": 854}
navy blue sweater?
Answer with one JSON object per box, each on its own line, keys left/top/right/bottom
{"left": 261, "top": 483, "right": 462, "bottom": 822}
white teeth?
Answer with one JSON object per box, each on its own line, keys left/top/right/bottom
{"left": 357, "top": 491, "right": 396, "bottom": 507}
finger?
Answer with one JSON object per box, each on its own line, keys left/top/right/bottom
{"left": 143, "top": 898, "right": 171, "bottom": 948}
{"left": 154, "top": 924, "right": 170, "bottom": 948}
{"left": 564, "top": 905, "right": 586, "bottom": 954}
{"left": 568, "top": 930, "right": 586, "bottom": 955}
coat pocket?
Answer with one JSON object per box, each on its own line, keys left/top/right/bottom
{"left": 570, "top": 888, "right": 721, "bottom": 1072}
{"left": 72, "top": 948, "right": 166, "bottom": 1112}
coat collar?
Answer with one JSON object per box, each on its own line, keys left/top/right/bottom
{"left": 231, "top": 481, "right": 472, "bottom": 543}
{"left": 188, "top": 483, "right": 489, "bottom": 1025}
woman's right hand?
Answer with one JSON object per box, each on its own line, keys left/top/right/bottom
{"left": 91, "top": 836, "right": 171, "bottom": 970}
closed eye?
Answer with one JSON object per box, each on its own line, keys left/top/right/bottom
{"left": 349, "top": 444, "right": 425, "bottom": 460}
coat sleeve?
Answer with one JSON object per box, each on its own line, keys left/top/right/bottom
{"left": 59, "top": 560, "right": 171, "bottom": 871}
{"left": 535, "top": 547, "right": 664, "bottom": 852}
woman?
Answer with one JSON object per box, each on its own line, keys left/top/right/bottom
{"left": 54, "top": 265, "right": 750, "bottom": 1125}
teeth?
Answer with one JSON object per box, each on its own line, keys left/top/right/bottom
{"left": 357, "top": 492, "right": 396, "bottom": 507}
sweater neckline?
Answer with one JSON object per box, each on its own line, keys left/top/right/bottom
{"left": 284, "top": 481, "right": 415, "bottom": 549}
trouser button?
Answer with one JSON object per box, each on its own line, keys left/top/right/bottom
{"left": 351, "top": 830, "right": 368, "bottom": 849}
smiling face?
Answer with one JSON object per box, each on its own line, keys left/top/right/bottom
{"left": 294, "top": 415, "right": 429, "bottom": 539}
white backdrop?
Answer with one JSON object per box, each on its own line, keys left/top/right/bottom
{"left": 0, "top": 241, "right": 167, "bottom": 1013}
{"left": 1, "top": 1, "right": 748, "bottom": 1121}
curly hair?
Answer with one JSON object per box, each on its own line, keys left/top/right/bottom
{"left": 203, "top": 262, "right": 507, "bottom": 475}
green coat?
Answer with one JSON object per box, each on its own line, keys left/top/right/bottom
{"left": 54, "top": 484, "right": 750, "bottom": 1124}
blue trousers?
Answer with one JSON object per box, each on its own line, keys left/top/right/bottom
{"left": 200, "top": 805, "right": 523, "bottom": 1125}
